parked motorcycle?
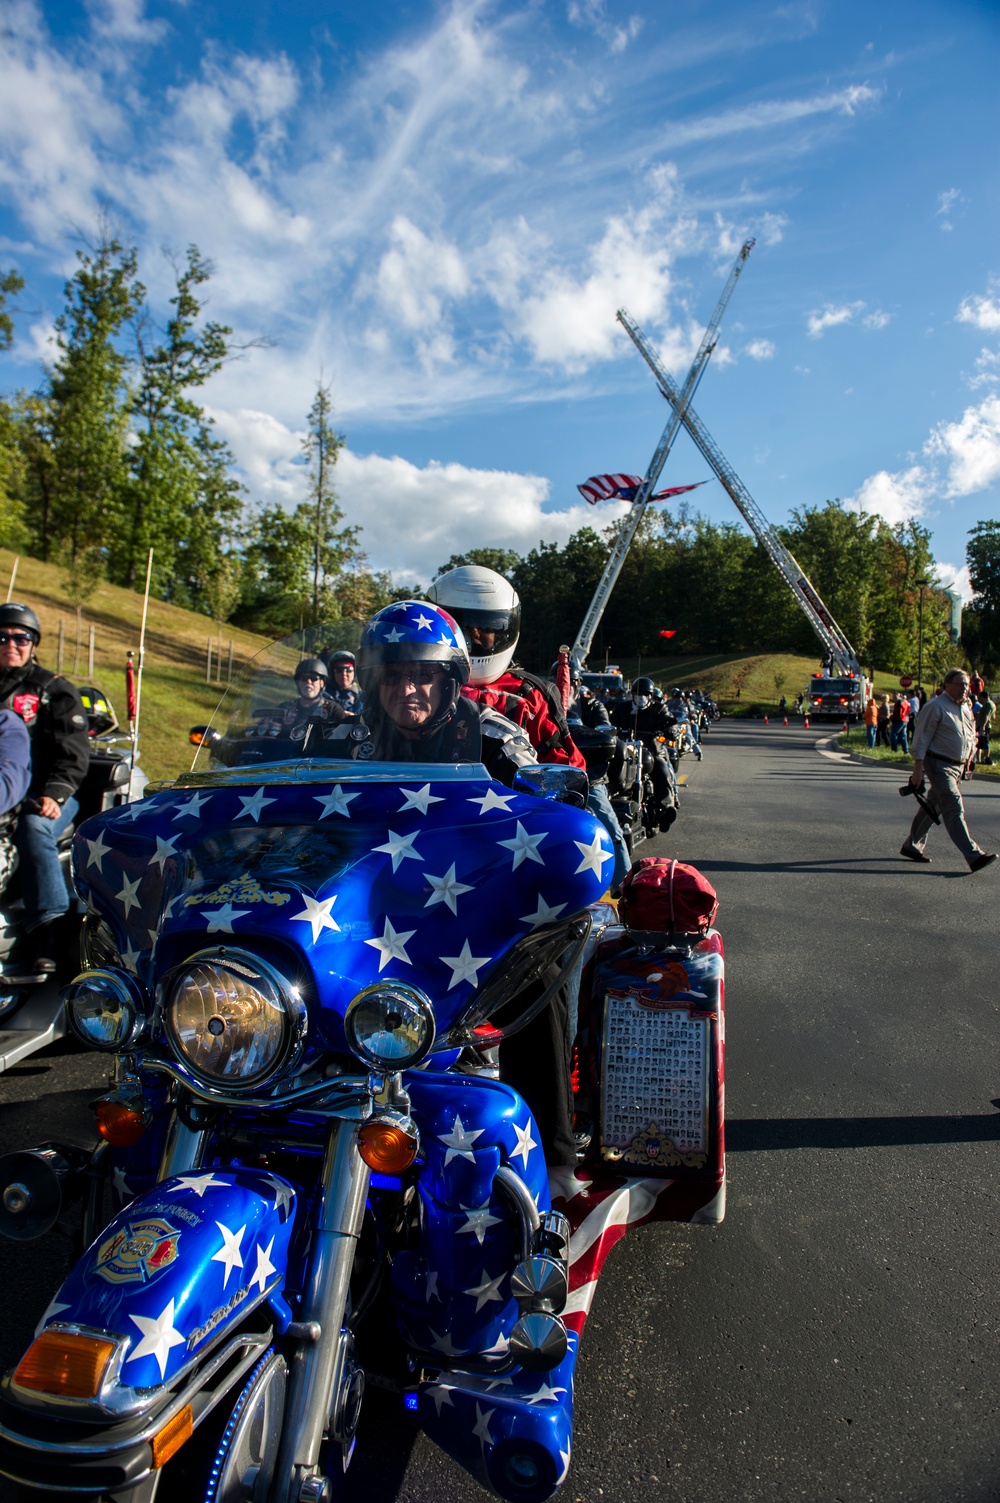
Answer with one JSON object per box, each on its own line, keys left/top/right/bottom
{"left": 569, "top": 721, "right": 660, "bottom": 856}
{"left": 0, "top": 630, "right": 724, "bottom": 1503}
{"left": 0, "top": 686, "right": 142, "bottom": 1073}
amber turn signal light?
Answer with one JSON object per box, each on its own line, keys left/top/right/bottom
{"left": 92, "top": 1097, "right": 148, "bottom": 1147}
{"left": 13, "top": 1330, "right": 117, "bottom": 1399}
{"left": 357, "top": 1117, "right": 418, "bottom": 1174}
{"left": 152, "top": 1404, "right": 193, "bottom": 1468}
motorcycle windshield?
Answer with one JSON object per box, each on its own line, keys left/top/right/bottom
{"left": 194, "top": 628, "right": 481, "bottom": 771}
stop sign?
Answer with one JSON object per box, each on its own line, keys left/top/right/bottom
{"left": 899, "top": 674, "right": 913, "bottom": 688}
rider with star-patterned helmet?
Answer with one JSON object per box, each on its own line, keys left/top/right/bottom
{"left": 356, "top": 601, "right": 480, "bottom": 762}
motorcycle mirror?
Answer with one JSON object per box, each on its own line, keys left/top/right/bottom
{"left": 189, "top": 726, "right": 221, "bottom": 747}
{"left": 512, "top": 766, "right": 589, "bottom": 808}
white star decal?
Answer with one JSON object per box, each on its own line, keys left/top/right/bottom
{"left": 149, "top": 834, "right": 179, "bottom": 873}
{"left": 468, "top": 787, "right": 516, "bottom": 815}
{"left": 172, "top": 791, "right": 211, "bottom": 822}
{"left": 440, "top": 939, "right": 491, "bottom": 991}
{"left": 147, "top": 927, "right": 159, "bottom": 948}
{"left": 314, "top": 785, "right": 360, "bottom": 819}
{"left": 372, "top": 829, "right": 422, "bottom": 872}
{"left": 463, "top": 1270, "right": 505, "bottom": 1313}
{"left": 126, "top": 1297, "right": 185, "bottom": 1380}
{"left": 497, "top": 821, "right": 546, "bottom": 870}
{"left": 34, "top": 1297, "right": 70, "bottom": 1337}
{"left": 479, "top": 1332, "right": 510, "bottom": 1359}
{"left": 519, "top": 894, "right": 567, "bottom": 929}
{"left": 258, "top": 1174, "right": 294, "bottom": 1218}
{"left": 291, "top": 893, "right": 341, "bottom": 944}
{"left": 173, "top": 1172, "right": 228, "bottom": 1198}
{"left": 212, "top": 1221, "right": 246, "bottom": 1289}
{"left": 202, "top": 903, "right": 251, "bottom": 934}
{"left": 472, "top": 1403, "right": 495, "bottom": 1449}
{"left": 510, "top": 1119, "right": 538, "bottom": 1168}
{"left": 438, "top": 1113, "right": 484, "bottom": 1166}
{"left": 457, "top": 1204, "right": 503, "bottom": 1245}
{"left": 111, "top": 1166, "right": 131, "bottom": 1202}
{"left": 526, "top": 1382, "right": 568, "bottom": 1405}
{"left": 547, "top": 1166, "right": 593, "bottom": 1203}
{"left": 398, "top": 783, "right": 444, "bottom": 815}
{"left": 116, "top": 873, "right": 142, "bottom": 917}
{"left": 250, "top": 1236, "right": 277, "bottom": 1295}
{"left": 413, "top": 611, "right": 434, "bottom": 631}
{"left": 424, "top": 863, "right": 473, "bottom": 916}
{"left": 121, "top": 940, "right": 142, "bottom": 974}
{"left": 574, "top": 831, "right": 613, "bottom": 878}
{"left": 428, "top": 1327, "right": 462, "bottom": 1357}
{"left": 84, "top": 830, "right": 111, "bottom": 874}
{"left": 364, "top": 916, "right": 416, "bottom": 972}
{"left": 425, "top": 1270, "right": 440, "bottom": 1303}
{"left": 383, "top": 626, "right": 404, "bottom": 643}
{"left": 237, "top": 788, "right": 277, "bottom": 823}
{"left": 558, "top": 1446, "right": 572, "bottom": 1484}
{"left": 427, "top": 1382, "right": 456, "bottom": 1415}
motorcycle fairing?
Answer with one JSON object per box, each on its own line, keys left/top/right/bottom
{"left": 12, "top": 1170, "right": 296, "bottom": 1407}
{"left": 390, "top": 1072, "right": 549, "bottom": 1363}
{"left": 72, "top": 767, "right": 611, "bottom": 1051}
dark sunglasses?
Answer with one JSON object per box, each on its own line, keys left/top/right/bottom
{"left": 0, "top": 632, "right": 34, "bottom": 647}
{"left": 381, "top": 666, "right": 444, "bottom": 688}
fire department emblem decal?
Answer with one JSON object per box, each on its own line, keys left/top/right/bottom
{"left": 93, "top": 1217, "right": 182, "bottom": 1285}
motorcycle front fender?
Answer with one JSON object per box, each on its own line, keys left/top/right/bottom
{"left": 5, "top": 1168, "right": 296, "bottom": 1419}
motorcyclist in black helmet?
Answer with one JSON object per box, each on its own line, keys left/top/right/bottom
{"left": 0, "top": 602, "right": 90, "bottom": 976}
{"left": 325, "top": 649, "right": 363, "bottom": 716}
{"left": 610, "top": 676, "right": 679, "bottom": 830}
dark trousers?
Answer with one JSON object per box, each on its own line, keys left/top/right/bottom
{"left": 500, "top": 967, "right": 576, "bottom": 1169}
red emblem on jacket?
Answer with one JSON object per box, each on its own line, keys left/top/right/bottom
{"left": 11, "top": 692, "right": 40, "bottom": 725}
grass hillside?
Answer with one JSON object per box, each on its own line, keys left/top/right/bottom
{"left": 0, "top": 549, "right": 271, "bottom": 783}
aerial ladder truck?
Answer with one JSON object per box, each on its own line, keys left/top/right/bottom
{"left": 570, "top": 238, "right": 755, "bottom": 668}
{"left": 616, "top": 309, "right": 870, "bottom": 718}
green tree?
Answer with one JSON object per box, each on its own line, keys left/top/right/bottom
{"left": 43, "top": 230, "right": 141, "bottom": 572}
{"left": 0, "top": 267, "right": 25, "bottom": 353}
{"left": 962, "top": 521, "right": 1000, "bottom": 675}
{"left": 302, "top": 383, "right": 345, "bottom": 622}
{"left": 437, "top": 547, "right": 523, "bottom": 579}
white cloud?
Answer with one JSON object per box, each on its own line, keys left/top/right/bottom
{"left": 807, "top": 302, "right": 864, "bottom": 338}
{"left": 934, "top": 561, "right": 972, "bottom": 603}
{"left": 957, "top": 283, "right": 1000, "bottom": 334}
{"left": 863, "top": 309, "right": 891, "bottom": 330}
{"left": 375, "top": 217, "right": 469, "bottom": 347}
{"left": 969, "top": 348, "right": 1000, "bottom": 389}
{"left": 85, "top": 0, "right": 166, "bottom": 46}
{"left": 849, "top": 465, "right": 933, "bottom": 526}
{"left": 745, "top": 338, "right": 775, "bottom": 360}
{"left": 936, "top": 187, "right": 961, "bottom": 232}
{"left": 657, "top": 84, "right": 881, "bottom": 150}
{"left": 925, "top": 394, "right": 1000, "bottom": 498}
{"left": 567, "top": 0, "right": 643, "bottom": 54}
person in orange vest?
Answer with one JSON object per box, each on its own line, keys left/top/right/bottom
{"left": 863, "top": 695, "right": 879, "bottom": 749}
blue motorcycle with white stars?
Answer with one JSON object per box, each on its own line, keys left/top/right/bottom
{"left": 0, "top": 607, "right": 726, "bottom": 1502}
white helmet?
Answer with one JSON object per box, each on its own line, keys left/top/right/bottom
{"left": 426, "top": 565, "right": 521, "bottom": 686}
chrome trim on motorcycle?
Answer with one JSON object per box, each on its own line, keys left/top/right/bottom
{"left": 274, "top": 1116, "right": 372, "bottom": 1503}
{"left": 493, "top": 1165, "right": 541, "bottom": 1262}
{"left": 139, "top": 1053, "right": 371, "bottom": 1112}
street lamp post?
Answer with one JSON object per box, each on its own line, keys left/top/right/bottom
{"left": 917, "top": 577, "right": 929, "bottom": 690}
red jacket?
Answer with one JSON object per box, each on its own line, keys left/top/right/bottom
{"left": 463, "top": 671, "right": 586, "bottom": 769}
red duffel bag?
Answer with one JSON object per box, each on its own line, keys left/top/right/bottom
{"left": 617, "top": 856, "right": 719, "bottom": 935}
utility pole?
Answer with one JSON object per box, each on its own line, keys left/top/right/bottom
{"left": 917, "top": 578, "right": 928, "bottom": 689}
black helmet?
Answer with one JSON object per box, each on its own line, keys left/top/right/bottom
{"left": 670, "top": 686, "right": 682, "bottom": 696}
{"left": 328, "top": 650, "right": 356, "bottom": 668}
{"left": 632, "top": 676, "right": 655, "bottom": 696}
{"left": 0, "top": 602, "right": 40, "bottom": 643}
{"left": 294, "top": 658, "right": 328, "bottom": 683}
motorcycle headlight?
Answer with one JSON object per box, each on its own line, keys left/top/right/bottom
{"left": 164, "top": 949, "right": 305, "bottom": 1088}
{"left": 344, "top": 983, "right": 435, "bottom": 1070}
{"left": 65, "top": 969, "right": 146, "bottom": 1051}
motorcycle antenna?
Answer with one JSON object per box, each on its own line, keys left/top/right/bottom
{"left": 571, "top": 238, "right": 754, "bottom": 667}
{"left": 128, "top": 548, "right": 153, "bottom": 801}
{"left": 5, "top": 555, "right": 18, "bottom": 603}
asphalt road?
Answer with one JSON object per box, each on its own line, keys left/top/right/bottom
{"left": 2, "top": 721, "right": 999, "bottom": 1502}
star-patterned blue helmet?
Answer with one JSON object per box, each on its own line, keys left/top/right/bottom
{"left": 356, "top": 601, "right": 471, "bottom": 698}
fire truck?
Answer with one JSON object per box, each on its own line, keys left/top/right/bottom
{"left": 805, "top": 672, "right": 868, "bottom": 722}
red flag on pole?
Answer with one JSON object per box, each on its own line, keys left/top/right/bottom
{"left": 126, "top": 652, "right": 137, "bottom": 723}
{"left": 659, "top": 630, "right": 677, "bottom": 639}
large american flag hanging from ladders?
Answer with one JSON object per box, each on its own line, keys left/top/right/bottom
{"left": 577, "top": 474, "right": 709, "bottom": 505}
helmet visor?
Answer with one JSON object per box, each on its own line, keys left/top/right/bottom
{"left": 449, "top": 604, "right": 520, "bottom": 657}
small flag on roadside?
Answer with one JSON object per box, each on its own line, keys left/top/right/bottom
{"left": 659, "top": 630, "right": 677, "bottom": 639}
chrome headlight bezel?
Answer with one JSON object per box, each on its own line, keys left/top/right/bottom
{"left": 162, "top": 948, "right": 307, "bottom": 1091}
{"left": 344, "top": 982, "right": 436, "bottom": 1071}
{"left": 64, "top": 968, "right": 147, "bottom": 1052}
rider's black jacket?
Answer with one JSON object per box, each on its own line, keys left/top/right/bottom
{"left": 0, "top": 661, "right": 89, "bottom": 805}
{"left": 609, "top": 698, "right": 677, "bottom": 743}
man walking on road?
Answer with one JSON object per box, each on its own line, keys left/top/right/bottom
{"left": 901, "top": 668, "right": 996, "bottom": 871}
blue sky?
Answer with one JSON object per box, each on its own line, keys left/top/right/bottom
{"left": 1, "top": 0, "right": 998, "bottom": 600}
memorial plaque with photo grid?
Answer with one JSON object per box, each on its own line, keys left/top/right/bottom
{"left": 600, "top": 994, "right": 710, "bottom": 1169}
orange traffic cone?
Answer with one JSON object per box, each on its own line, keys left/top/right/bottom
{"left": 783, "top": 717, "right": 789, "bottom": 727}
{"left": 763, "top": 715, "right": 769, "bottom": 725}
{"left": 803, "top": 715, "right": 810, "bottom": 728}
{"left": 842, "top": 720, "right": 848, "bottom": 733}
